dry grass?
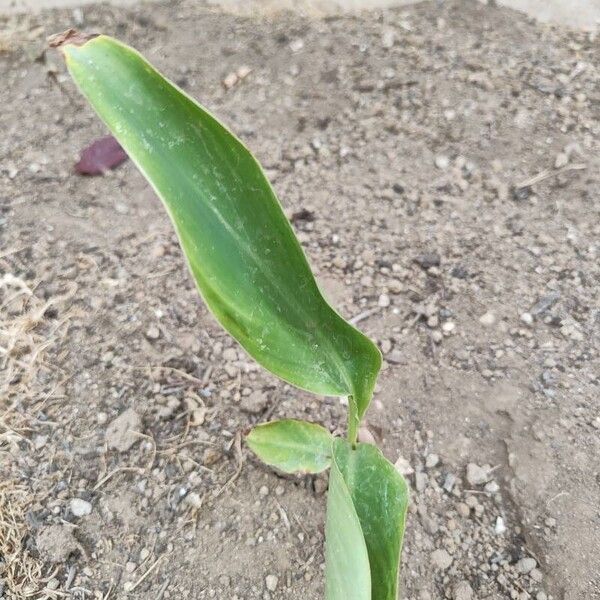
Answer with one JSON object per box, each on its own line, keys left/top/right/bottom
{"left": 0, "top": 271, "right": 74, "bottom": 598}
{"left": 0, "top": 482, "right": 62, "bottom": 600}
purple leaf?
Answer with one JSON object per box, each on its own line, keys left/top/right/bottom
{"left": 75, "top": 135, "right": 128, "bottom": 175}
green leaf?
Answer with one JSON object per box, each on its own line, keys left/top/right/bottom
{"left": 56, "top": 32, "right": 381, "bottom": 427}
{"left": 246, "top": 419, "right": 332, "bottom": 474}
{"left": 333, "top": 438, "right": 409, "bottom": 600}
{"left": 325, "top": 446, "right": 371, "bottom": 600}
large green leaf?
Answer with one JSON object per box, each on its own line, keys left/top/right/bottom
{"left": 325, "top": 446, "right": 371, "bottom": 600}
{"left": 54, "top": 32, "right": 381, "bottom": 431}
{"left": 246, "top": 419, "right": 332, "bottom": 474}
{"left": 333, "top": 439, "right": 409, "bottom": 600}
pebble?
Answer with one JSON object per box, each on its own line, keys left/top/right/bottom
{"left": 265, "top": 574, "right": 278, "bottom": 591}
{"left": 47, "top": 578, "right": 60, "bottom": 590}
{"left": 442, "top": 321, "right": 456, "bottom": 334}
{"left": 431, "top": 548, "right": 453, "bottom": 570}
{"left": 289, "top": 38, "right": 304, "bottom": 52}
{"left": 415, "top": 471, "right": 427, "bottom": 492}
{"left": 466, "top": 463, "right": 490, "bottom": 486}
{"left": 425, "top": 453, "right": 439, "bottom": 468}
{"left": 381, "top": 28, "right": 395, "bottom": 49}
{"left": 222, "top": 347, "right": 238, "bottom": 361}
{"left": 394, "top": 456, "right": 414, "bottom": 476}
{"left": 358, "top": 425, "right": 377, "bottom": 445}
{"left": 70, "top": 498, "right": 92, "bottom": 517}
{"left": 452, "top": 581, "right": 474, "bottom": 600}
{"left": 520, "top": 312, "right": 534, "bottom": 325}
{"left": 145, "top": 325, "right": 160, "bottom": 340}
{"left": 378, "top": 293, "right": 391, "bottom": 308}
{"left": 484, "top": 480, "right": 499, "bottom": 494}
{"left": 516, "top": 556, "right": 537, "bottom": 574}
{"left": 105, "top": 408, "right": 142, "bottom": 452}
{"left": 223, "top": 72, "right": 238, "bottom": 89}
{"left": 240, "top": 390, "right": 268, "bottom": 414}
{"left": 479, "top": 311, "right": 496, "bottom": 326}
{"left": 494, "top": 516, "right": 507, "bottom": 535}
{"left": 435, "top": 154, "right": 450, "bottom": 170}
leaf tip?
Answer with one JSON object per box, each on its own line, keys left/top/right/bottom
{"left": 48, "top": 29, "right": 99, "bottom": 51}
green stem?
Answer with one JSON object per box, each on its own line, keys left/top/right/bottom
{"left": 347, "top": 396, "right": 359, "bottom": 447}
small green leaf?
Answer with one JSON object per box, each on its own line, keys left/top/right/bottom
{"left": 56, "top": 33, "right": 381, "bottom": 426}
{"left": 325, "top": 447, "right": 371, "bottom": 600}
{"left": 333, "top": 438, "right": 409, "bottom": 600}
{"left": 246, "top": 419, "right": 332, "bottom": 474}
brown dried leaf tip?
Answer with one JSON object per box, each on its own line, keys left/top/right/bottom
{"left": 48, "top": 29, "right": 99, "bottom": 50}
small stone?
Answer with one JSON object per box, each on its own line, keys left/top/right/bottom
{"left": 125, "top": 561, "right": 136, "bottom": 573}
{"left": 259, "top": 485, "right": 269, "bottom": 497}
{"left": 394, "top": 456, "right": 414, "bottom": 476}
{"left": 314, "top": 476, "right": 328, "bottom": 495}
{"left": 70, "top": 498, "right": 92, "bottom": 517}
{"left": 185, "top": 492, "right": 203, "bottom": 509}
{"left": 123, "top": 581, "right": 134, "bottom": 592}
{"left": 381, "top": 28, "right": 395, "bottom": 49}
{"left": 47, "top": 578, "right": 60, "bottom": 590}
{"left": 222, "top": 347, "right": 238, "bottom": 361}
{"left": 554, "top": 152, "right": 568, "bottom": 169}
{"left": 378, "top": 293, "right": 391, "bottom": 308}
{"left": 223, "top": 72, "right": 238, "bottom": 89}
{"left": 443, "top": 473, "right": 457, "bottom": 492}
{"left": 442, "top": 321, "right": 455, "bottom": 334}
{"left": 536, "top": 592, "right": 548, "bottom": 600}
{"left": 289, "top": 38, "right": 304, "bottom": 52}
{"left": 466, "top": 463, "right": 490, "bottom": 486}
{"left": 202, "top": 447, "right": 221, "bottom": 466}
{"left": 520, "top": 312, "right": 533, "bottom": 325}
{"left": 265, "top": 574, "right": 278, "bottom": 591}
{"left": 479, "top": 312, "right": 496, "bottom": 326}
{"left": 105, "top": 408, "right": 142, "bottom": 452}
{"left": 494, "top": 516, "right": 507, "bottom": 535}
{"left": 236, "top": 65, "right": 252, "bottom": 80}
{"left": 530, "top": 568, "right": 543, "bottom": 582}
{"left": 485, "top": 480, "right": 500, "bottom": 494}
{"left": 414, "top": 252, "right": 441, "bottom": 269}
{"left": 358, "top": 426, "right": 376, "bottom": 445}
{"left": 432, "top": 330, "right": 443, "bottom": 344}
{"left": 425, "top": 454, "right": 439, "bottom": 468}
{"left": 452, "top": 581, "right": 473, "bottom": 600}
{"left": 145, "top": 325, "right": 160, "bottom": 340}
{"left": 240, "top": 390, "right": 268, "bottom": 414}
{"left": 387, "top": 349, "right": 404, "bottom": 364}
{"left": 457, "top": 502, "right": 470, "bottom": 517}
{"left": 435, "top": 155, "right": 450, "bottom": 170}
{"left": 516, "top": 557, "right": 537, "bottom": 574}
{"left": 431, "top": 548, "right": 453, "bottom": 570}
{"left": 415, "top": 471, "right": 427, "bottom": 492}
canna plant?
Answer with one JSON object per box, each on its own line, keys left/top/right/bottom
{"left": 52, "top": 30, "right": 409, "bottom": 599}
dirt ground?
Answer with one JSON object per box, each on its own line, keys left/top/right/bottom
{"left": 1, "top": 0, "right": 599, "bottom": 599}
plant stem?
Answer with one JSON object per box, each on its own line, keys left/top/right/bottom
{"left": 347, "top": 397, "right": 359, "bottom": 447}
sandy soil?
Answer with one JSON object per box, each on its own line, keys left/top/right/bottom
{"left": 1, "top": 1, "right": 599, "bottom": 599}
{"left": 1, "top": 0, "right": 600, "bottom": 28}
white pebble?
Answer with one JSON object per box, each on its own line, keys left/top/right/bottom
{"left": 265, "top": 574, "right": 278, "bottom": 591}
{"left": 70, "top": 498, "right": 92, "bottom": 517}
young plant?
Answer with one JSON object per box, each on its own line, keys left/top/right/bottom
{"left": 52, "top": 30, "right": 409, "bottom": 599}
